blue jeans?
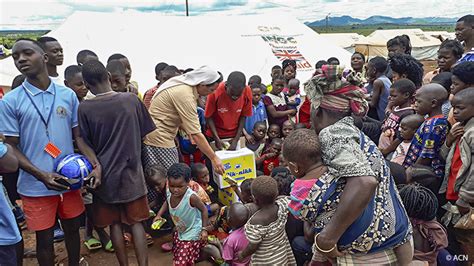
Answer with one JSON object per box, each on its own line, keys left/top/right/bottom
{"left": 292, "top": 236, "right": 313, "bottom": 266}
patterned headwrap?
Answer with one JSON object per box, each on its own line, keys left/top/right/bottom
{"left": 304, "top": 65, "right": 368, "bottom": 116}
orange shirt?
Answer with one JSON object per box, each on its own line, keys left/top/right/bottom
{"left": 205, "top": 82, "right": 252, "bottom": 138}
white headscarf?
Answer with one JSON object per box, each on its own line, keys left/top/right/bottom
{"left": 152, "top": 65, "right": 220, "bottom": 99}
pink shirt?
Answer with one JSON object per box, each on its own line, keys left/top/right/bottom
{"left": 391, "top": 141, "right": 411, "bottom": 165}
{"left": 222, "top": 227, "right": 250, "bottom": 266}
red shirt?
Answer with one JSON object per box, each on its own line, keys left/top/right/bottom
{"left": 446, "top": 140, "right": 462, "bottom": 201}
{"left": 143, "top": 85, "right": 158, "bottom": 109}
{"left": 263, "top": 155, "right": 280, "bottom": 176}
{"left": 298, "top": 97, "right": 311, "bottom": 128}
{"left": 205, "top": 82, "right": 252, "bottom": 138}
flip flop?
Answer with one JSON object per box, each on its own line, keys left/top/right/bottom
{"left": 160, "top": 241, "right": 173, "bottom": 252}
{"left": 84, "top": 238, "right": 102, "bottom": 250}
{"left": 146, "top": 233, "right": 154, "bottom": 246}
{"left": 104, "top": 240, "right": 114, "bottom": 252}
{"left": 123, "top": 233, "right": 132, "bottom": 247}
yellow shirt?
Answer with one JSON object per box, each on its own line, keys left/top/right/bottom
{"left": 144, "top": 84, "right": 201, "bottom": 148}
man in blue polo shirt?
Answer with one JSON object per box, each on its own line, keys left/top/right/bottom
{"left": 0, "top": 38, "right": 101, "bottom": 266}
{"left": 0, "top": 135, "right": 22, "bottom": 266}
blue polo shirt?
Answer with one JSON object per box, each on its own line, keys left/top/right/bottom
{"left": 0, "top": 79, "right": 79, "bottom": 197}
{"left": 244, "top": 100, "right": 268, "bottom": 133}
{"left": 0, "top": 143, "right": 22, "bottom": 245}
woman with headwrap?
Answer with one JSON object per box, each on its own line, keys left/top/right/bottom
{"left": 143, "top": 66, "right": 225, "bottom": 175}
{"left": 297, "top": 65, "right": 413, "bottom": 265}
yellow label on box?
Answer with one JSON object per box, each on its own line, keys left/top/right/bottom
{"left": 218, "top": 187, "right": 240, "bottom": 206}
{"left": 214, "top": 148, "right": 256, "bottom": 189}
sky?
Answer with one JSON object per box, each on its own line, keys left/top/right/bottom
{"left": 0, "top": 0, "right": 472, "bottom": 30}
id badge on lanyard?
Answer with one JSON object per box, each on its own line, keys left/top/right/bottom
{"left": 23, "top": 85, "right": 62, "bottom": 158}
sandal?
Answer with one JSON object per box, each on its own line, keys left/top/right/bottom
{"left": 123, "top": 233, "right": 132, "bottom": 247}
{"left": 160, "top": 241, "right": 173, "bottom": 252}
{"left": 146, "top": 233, "right": 154, "bottom": 246}
{"left": 84, "top": 238, "right": 102, "bottom": 250}
{"left": 104, "top": 240, "right": 114, "bottom": 252}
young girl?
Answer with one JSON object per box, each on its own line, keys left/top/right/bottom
{"left": 238, "top": 176, "right": 296, "bottom": 265}
{"left": 264, "top": 75, "right": 297, "bottom": 128}
{"left": 281, "top": 120, "right": 295, "bottom": 139}
{"left": 256, "top": 138, "right": 282, "bottom": 176}
{"left": 399, "top": 184, "right": 448, "bottom": 265}
{"left": 190, "top": 163, "right": 220, "bottom": 219}
{"left": 285, "top": 79, "right": 301, "bottom": 124}
{"left": 155, "top": 163, "right": 211, "bottom": 265}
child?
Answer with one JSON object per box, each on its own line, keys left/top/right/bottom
{"left": 379, "top": 79, "right": 416, "bottom": 156}
{"left": 431, "top": 72, "right": 453, "bottom": 117}
{"left": 257, "top": 138, "right": 282, "bottom": 176}
{"left": 179, "top": 107, "right": 206, "bottom": 166}
{"left": 190, "top": 163, "right": 220, "bottom": 218}
{"left": 107, "top": 53, "right": 141, "bottom": 97}
{"left": 264, "top": 124, "right": 281, "bottom": 152}
{"left": 399, "top": 184, "right": 448, "bottom": 265}
{"left": 391, "top": 114, "right": 425, "bottom": 166}
{"left": 79, "top": 60, "right": 156, "bottom": 265}
{"left": 264, "top": 75, "right": 297, "bottom": 128}
{"left": 366, "top": 56, "right": 391, "bottom": 121}
{"left": 155, "top": 163, "right": 211, "bottom": 265}
{"left": 245, "top": 121, "right": 267, "bottom": 157}
{"left": 266, "top": 65, "right": 282, "bottom": 93}
{"left": 238, "top": 176, "right": 296, "bottom": 265}
{"left": 230, "top": 178, "right": 254, "bottom": 204}
{"left": 220, "top": 203, "right": 251, "bottom": 266}
{"left": 243, "top": 84, "right": 268, "bottom": 143}
{"left": 439, "top": 89, "right": 474, "bottom": 265}
{"left": 281, "top": 120, "right": 294, "bottom": 139}
{"left": 106, "top": 59, "right": 128, "bottom": 93}
{"left": 389, "top": 53, "right": 424, "bottom": 88}
{"left": 145, "top": 165, "right": 168, "bottom": 213}
{"left": 285, "top": 78, "right": 301, "bottom": 105}
{"left": 403, "top": 84, "right": 449, "bottom": 191}
{"left": 64, "top": 65, "right": 88, "bottom": 101}
{"left": 248, "top": 75, "right": 262, "bottom": 87}
{"left": 448, "top": 61, "right": 474, "bottom": 125}
{"left": 283, "top": 129, "right": 413, "bottom": 265}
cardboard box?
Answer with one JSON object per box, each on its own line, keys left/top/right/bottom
{"left": 218, "top": 187, "right": 240, "bottom": 206}
{"left": 213, "top": 148, "right": 256, "bottom": 189}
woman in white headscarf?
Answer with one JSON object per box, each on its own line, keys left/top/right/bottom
{"left": 143, "top": 66, "right": 225, "bottom": 174}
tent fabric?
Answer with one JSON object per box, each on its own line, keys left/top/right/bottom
{"left": 0, "top": 11, "right": 352, "bottom": 91}
{"left": 360, "top": 29, "right": 442, "bottom": 60}
{"left": 321, "top": 33, "right": 372, "bottom": 53}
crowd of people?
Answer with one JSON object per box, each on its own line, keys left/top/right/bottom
{"left": 0, "top": 14, "right": 473, "bottom": 266}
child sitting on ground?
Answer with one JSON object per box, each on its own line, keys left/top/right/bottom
{"left": 403, "top": 84, "right": 449, "bottom": 192}
{"left": 211, "top": 203, "right": 251, "bottom": 266}
{"left": 245, "top": 121, "right": 267, "bottom": 157}
{"left": 379, "top": 79, "right": 416, "bottom": 156}
{"left": 257, "top": 138, "right": 282, "bottom": 176}
{"left": 155, "top": 163, "right": 211, "bottom": 265}
{"left": 190, "top": 163, "right": 220, "bottom": 219}
{"left": 391, "top": 114, "right": 425, "bottom": 166}
{"left": 238, "top": 176, "right": 296, "bottom": 265}
{"left": 281, "top": 120, "right": 295, "bottom": 139}
{"left": 399, "top": 184, "right": 448, "bottom": 265}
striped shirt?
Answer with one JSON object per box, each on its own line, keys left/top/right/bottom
{"left": 245, "top": 197, "right": 296, "bottom": 265}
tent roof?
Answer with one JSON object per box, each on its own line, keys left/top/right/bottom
{"left": 320, "top": 33, "right": 372, "bottom": 48}
{"left": 367, "top": 28, "right": 441, "bottom": 48}
{"left": 0, "top": 11, "right": 351, "bottom": 91}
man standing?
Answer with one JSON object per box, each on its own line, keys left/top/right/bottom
{"left": 0, "top": 39, "right": 101, "bottom": 266}
{"left": 37, "top": 36, "right": 64, "bottom": 84}
{"left": 456, "top": 15, "right": 474, "bottom": 62}
{"left": 205, "top": 71, "right": 252, "bottom": 150}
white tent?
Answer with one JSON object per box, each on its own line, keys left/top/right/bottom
{"left": 425, "top": 31, "right": 456, "bottom": 41}
{"left": 0, "top": 11, "right": 351, "bottom": 92}
{"left": 320, "top": 33, "right": 371, "bottom": 54}
{"left": 360, "top": 29, "right": 442, "bottom": 60}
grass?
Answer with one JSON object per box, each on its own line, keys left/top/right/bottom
{"left": 311, "top": 24, "right": 454, "bottom": 36}
{"left": 0, "top": 30, "right": 49, "bottom": 48}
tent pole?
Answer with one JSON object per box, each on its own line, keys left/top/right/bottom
{"left": 185, "top": 0, "right": 189, "bottom": 16}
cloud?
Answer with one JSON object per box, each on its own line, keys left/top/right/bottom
{"left": 0, "top": 0, "right": 472, "bottom": 30}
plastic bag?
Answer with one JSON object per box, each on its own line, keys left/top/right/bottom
{"left": 454, "top": 208, "right": 474, "bottom": 230}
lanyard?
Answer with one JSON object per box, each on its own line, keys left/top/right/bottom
{"left": 22, "top": 84, "right": 56, "bottom": 139}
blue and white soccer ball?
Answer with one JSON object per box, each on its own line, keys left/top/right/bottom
{"left": 55, "top": 154, "right": 93, "bottom": 190}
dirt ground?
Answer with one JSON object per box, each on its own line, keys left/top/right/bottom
{"left": 22, "top": 228, "right": 213, "bottom": 266}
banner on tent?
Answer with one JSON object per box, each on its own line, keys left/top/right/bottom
{"left": 242, "top": 26, "right": 314, "bottom": 72}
